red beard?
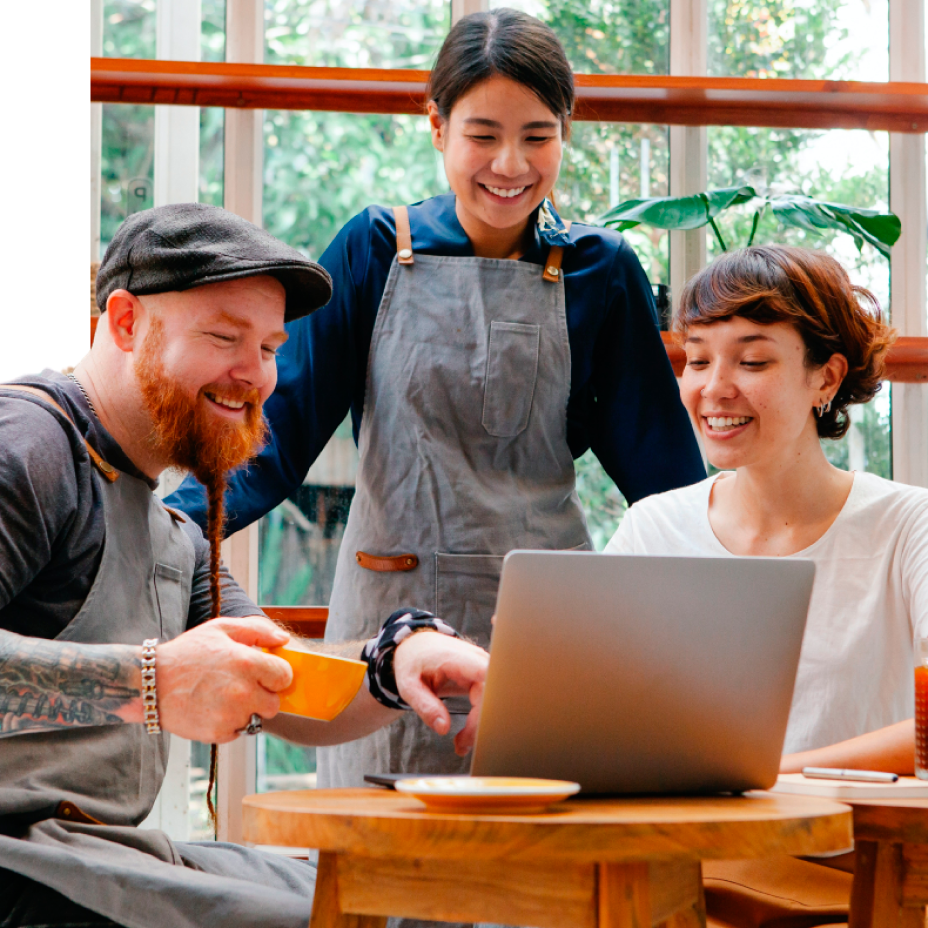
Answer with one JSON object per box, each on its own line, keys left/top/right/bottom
{"left": 134, "top": 316, "right": 268, "bottom": 486}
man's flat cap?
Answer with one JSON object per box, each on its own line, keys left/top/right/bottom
{"left": 96, "top": 202, "right": 332, "bottom": 321}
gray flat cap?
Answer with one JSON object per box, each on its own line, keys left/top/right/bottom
{"left": 96, "top": 202, "right": 332, "bottom": 321}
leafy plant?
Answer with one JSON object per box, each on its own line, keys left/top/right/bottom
{"left": 599, "top": 185, "right": 901, "bottom": 257}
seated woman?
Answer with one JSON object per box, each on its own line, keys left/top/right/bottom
{"left": 605, "top": 245, "right": 928, "bottom": 928}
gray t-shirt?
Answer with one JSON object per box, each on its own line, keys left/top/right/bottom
{"left": 0, "top": 370, "right": 259, "bottom": 639}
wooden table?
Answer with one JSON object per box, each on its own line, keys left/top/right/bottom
{"left": 243, "top": 788, "right": 852, "bottom": 928}
{"left": 849, "top": 798, "right": 928, "bottom": 928}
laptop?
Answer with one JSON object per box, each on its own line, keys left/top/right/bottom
{"left": 469, "top": 551, "right": 815, "bottom": 795}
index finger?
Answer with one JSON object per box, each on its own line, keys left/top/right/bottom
{"left": 212, "top": 616, "right": 291, "bottom": 649}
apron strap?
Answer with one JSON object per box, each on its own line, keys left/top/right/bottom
{"left": 542, "top": 219, "right": 572, "bottom": 283}
{"left": 393, "top": 205, "right": 570, "bottom": 279}
{"left": 2, "top": 384, "right": 119, "bottom": 482}
{"left": 393, "top": 206, "right": 414, "bottom": 265}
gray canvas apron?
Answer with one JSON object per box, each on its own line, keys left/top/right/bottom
{"left": 318, "top": 206, "right": 591, "bottom": 791}
{"left": 0, "top": 388, "right": 317, "bottom": 928}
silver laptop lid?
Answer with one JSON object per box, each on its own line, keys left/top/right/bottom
{"left": 471, "top": 551, "right": 814, "bottom": 794}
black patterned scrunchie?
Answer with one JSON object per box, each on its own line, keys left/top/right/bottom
{"left": 362, "top": 607, "right": 459, "bottom": 710}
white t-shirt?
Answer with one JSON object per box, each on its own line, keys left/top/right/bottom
{"left": 605, "top": 472, "right": 928, "bottom": 755}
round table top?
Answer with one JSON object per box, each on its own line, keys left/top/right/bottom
{"left": 242, "top": 787, "right": 853, "bottom": 863}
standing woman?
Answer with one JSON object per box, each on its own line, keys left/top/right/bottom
{"left": 169, "top": 9, "right": 704, "bottom": 787}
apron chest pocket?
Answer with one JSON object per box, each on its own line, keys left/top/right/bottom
{"left": 482, "top": 321, "right": 540, "bottom": 438}
{"left": 153, "top": 563, "right": 185, "bottom": 639}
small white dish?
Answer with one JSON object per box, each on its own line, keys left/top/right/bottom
{"left": 394, "top": 776, "right": 581, "bottom": 813}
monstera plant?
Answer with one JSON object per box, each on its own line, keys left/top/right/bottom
{"left": 599, "top": 185, "right": 901, "bottom": 257}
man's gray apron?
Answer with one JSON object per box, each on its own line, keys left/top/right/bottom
{"left": 319, "top": 206, "right": 591, "bottom": 790}
{"left": 0, "top": 388, "right": 317, "bottom": 928}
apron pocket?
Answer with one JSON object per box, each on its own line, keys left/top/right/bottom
{"left": 153, "top": 563, "right": 185, "bottom": 639}
{"left": 482, "top": 321, "right": 540, "bottom": 438}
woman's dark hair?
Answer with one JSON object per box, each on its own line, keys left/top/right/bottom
{"left": 675, "top": 245, "right": 895, "bottom": 440}
{"left": 427, "top": 8, "right": 575, "bottom": 136}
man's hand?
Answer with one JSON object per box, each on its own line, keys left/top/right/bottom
{"left": 392, "top": 632, "right": 489, "bottom": 756}
{"left": 157, "top": 617, "right": 292, "bottom": 743}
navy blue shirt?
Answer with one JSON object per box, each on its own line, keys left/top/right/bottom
{"left": 168, "top": 195, "right": 704, "bottom": 532}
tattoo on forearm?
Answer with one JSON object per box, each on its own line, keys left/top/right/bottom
{"left": 0, "top": 631, "right": 140, "bottom": 737}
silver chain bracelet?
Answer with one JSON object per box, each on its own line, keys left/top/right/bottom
{"left": 141, "top": 638, "right": 161, "bottom": 735}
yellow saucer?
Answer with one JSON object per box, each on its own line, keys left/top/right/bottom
{"left": 395, "top": 776, "right": 581, "bottom": 814}
{"left": 268, "top": 645, "right": 366, "bottom": 721}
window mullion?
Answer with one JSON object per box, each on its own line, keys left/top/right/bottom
{"left": 889, "top": 0, "right": 928, "bottom": 487}
{"left": 154, "top": 0, "right": 202, "bottom": 206}
{"left": 451, "top": 0, "right": 488, "bottom": 23}
{"left": 217, "top": 0, "right": 265, "bottom": 845}
{"left": 669, "top": 0, "right": 708, "bottom": 306}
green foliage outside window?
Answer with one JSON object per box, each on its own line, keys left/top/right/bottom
{"left": 100, "top": 0, "right": 892, "bottom": 550}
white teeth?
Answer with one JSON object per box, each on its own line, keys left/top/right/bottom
{"left": 208, "top": 394, "right": 245, "bottom": 410}
{"left": 706, "top": 416, "right": 751, "bottom": 431}
{"left": 485, "top": 185, "right": 526, "bottom": 198}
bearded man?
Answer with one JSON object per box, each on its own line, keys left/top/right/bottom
{"left": 0, "top": 204, "right": 488, "bottom": 928}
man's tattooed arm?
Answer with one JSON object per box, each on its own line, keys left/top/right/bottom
{"left": 0, "top": 630, "right": 143, "bottom": 737}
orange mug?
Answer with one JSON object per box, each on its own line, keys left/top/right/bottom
{"left": 268, "top": 645, "right": 366, "bottom": 721}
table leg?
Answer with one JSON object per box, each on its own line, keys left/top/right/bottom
{"left": 650, "top": 861, "right": 706, "bottom": 928}
{"left": 598, "top": 863, "right": 651, "bottom": 928}
{"left": 849, "top": 840, "right": 926, "bottom": 928}
{"left": 309, "top": 851, "right": 388, "bottom": 928}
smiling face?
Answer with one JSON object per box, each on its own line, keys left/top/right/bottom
{"left": 428, "top": 74, "right": 563, "bottom": 252}
{"left": 680, "top": 317, "right": 841, "bottom": 473}
{"left": 133, "top": 275, "right": 287, "bottom": 479}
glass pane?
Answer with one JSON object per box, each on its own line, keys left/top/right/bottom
{"left": 100, "top": 104, "right": 155, "bottom": 255}
{"left": 264, "top": 111, "right": 443, "bottom": 258}
{"left": 708, "top": 0, "right": 888, "bottom": 82}
{"left": 202, "top": 0, "right": 227, "bottom": 61}
{"left": 706, "top": 126, "right": 890, "bottom": 309}
{"left": 488, "top": 0, "right": 670, "bottom": 75}
{"left": 822, "top": 389, "right": 892, "bottom": 479}
{"left": 103, "top": 0, "right": 156, "bottom": 59}
{"left": 189, "top": 741, "right": 214, "bottom": 840}
{"left": 265, "top": 0, "right": 450, "bottom": 69}
{"left": 257, "top": 736, "right": 318, "bottom": 792}
{"left": 560, "top": 124, "right": 670, "bottom": 286}
{"left": 100, "top": 2, "right": 156, "bottom": 254}
{"left": 100, "top": 5, "right": 227, "bottom": 254}
{"left": 258, "top": 486, "right": 355, "bottom": 606}
{"left": 200, "top": 4, "right": 226, "bottom": 207}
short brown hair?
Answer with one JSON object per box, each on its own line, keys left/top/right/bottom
{"left": 674, "top": 245, "right": 895, "bottom": 440}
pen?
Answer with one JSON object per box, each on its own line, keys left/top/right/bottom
{"left": 801, "top": 766, "right": 899, "bottom": 783}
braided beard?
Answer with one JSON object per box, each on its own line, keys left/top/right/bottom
{"left": 135, "top": 315, "right": 268, "bottom": 831}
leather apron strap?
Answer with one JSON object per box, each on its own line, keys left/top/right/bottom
{"left": 2, "top": 384, "right": 119, "bottom": 482}
{"left": 542, "top": 219, "right": 572, "bottom": 283}
{"left": 394, "top": 207, "right": 572, "bottom": 282}
{"left": 393, "top": 206, "right": 414, "bottom": 265}
{"left": 356, "top": 550, "right": 418, "bottom": 572}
